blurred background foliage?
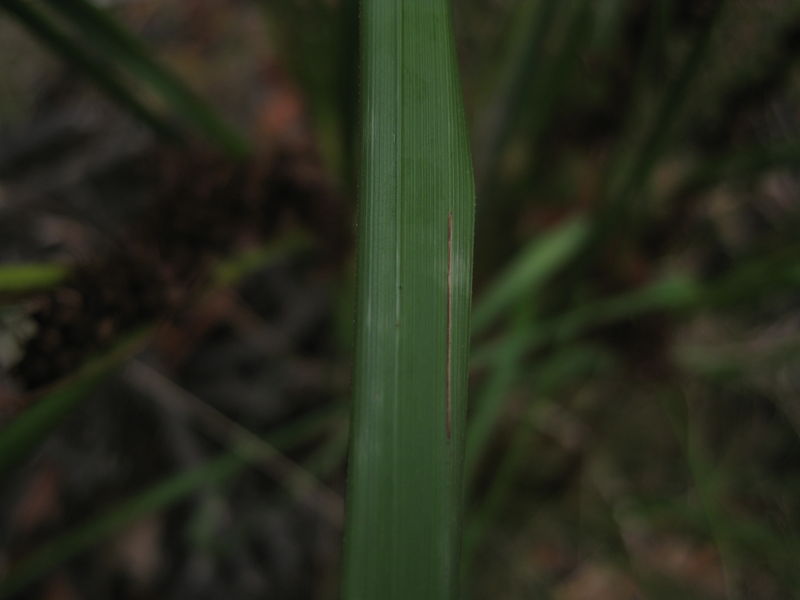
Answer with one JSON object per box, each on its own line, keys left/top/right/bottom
{"left": 1, "top": 0, "right": 800, "bottom": 598}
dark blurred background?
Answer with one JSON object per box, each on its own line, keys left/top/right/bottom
{"left": 1, "top": 0, "right": 800, "bottom": 598}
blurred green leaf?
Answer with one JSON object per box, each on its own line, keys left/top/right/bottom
{"left": 0, "top": 329, "right": 150, "bottom": 478}
{"left": 465, "top": 305, "right": 533, "bottom": 479}
{"left": 674, "top": 141, "right": 800, "bottom": 199}
{"left": 701, "top": 245, "right": 800, "bottom": 308}
{"left": 463, "top": 343, "right": 615, "bottom": 585}
{"left": 471, "top": 271, "right": 699, "bottom": 368}
{"left": 212, "top": 232, "right": 313, "bottom": 286}
{"left": 523, "top": 0, "right": 595, "bottom": 147}
{"left": 0, "top": 0, "right": 180, "bottom": 141}
{"left": 475, "top": 0, "right": 560, "bottom": 185}
{"left": 602, "top": 0, "right": 729, "bottom": 231}
{"left": 0, "top": 262, "right": 69, "bottom": 294}
{"left": 42, "top": 0, "right": 249, "bottom": 158}
{"left": 0, "top": 406, "right": 338, "bottom": 598}
{"left": 471, "top": 217, "right": 589, "bottom": 336}
{"left": 676, "top": 335, "right": 800, "bottom": 381}
{"left": 0, "top": 233, "right": 308, "bottom": 480}
{"left": 258, "top": 0, "right": 354, "bottom": 179}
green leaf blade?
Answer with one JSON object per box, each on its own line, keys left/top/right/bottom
{"left": 0, "top": 263, "right": 69, "bottom": 294}
{"left": 1, "top": 0, "right": 180, "bottom": 142}
{"left": 471, "top": 217, "right": 589, "bottom": 336}
{"left": 342, "top": 1, "right": 475, "bottom": 599}
{"left": 42, "top": 0, "right": 249, "bottom": 158}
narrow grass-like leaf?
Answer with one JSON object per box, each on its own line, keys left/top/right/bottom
{"left": 0, "top": 236, "right": 305, "bottom": 477}
{"left": 476, "top": 0, "right": 592, "bottom": 253}
{"left": 602, "top": 0, "right": 728, "bottom": 230}
{"left": 471, "top": 217, "right": 588, "bottom": 336}
{"left": 700, "top": 245, "right": 800, "bottom": 307}
{"left": 474, "top": 0, "right": 560, "bottom": 184}
{"left": 342, "top": 1, "right": 475, "bottom": 598}
{"left": 0, "top": 330, "right": 150, "bottom": 477}
{"left": 624, "top": 491, "right": 800, "bottom": 591}
{"left": 0, "top": 262, "right": 69, "bottom": 294}
{"left": 464, "top": 343, "right": 613, "bottom": 548}
{"left": 0, "top": 455, "right": 240, "bottom": 599}
{"left": 257, "top": 0, "right": 350, "bottom": 177}
{"left": 672, "top": 141, "right": 800, "bottom": 200}
{"left": 462, "top": 406, "right": 537, "bottom": 593}
{"left": 550, "top": 272, "right": 701, "bottom": 341}
{"left": 474, "top": 251, "right": 800, "bottom": 372}
{"left": 211, "top": 232, "right": 312, "bottom": 286}
{"left": 676, "top": 336, "right": 800, "bottom": 382}
{"left": 470, "top": 271, "right": 700, "bottom": 369}
{"left": 597, "top": 0, "right": 672, "bottom": 201}
{"left": 465, "top": 305, "right": 532, "bottom": 478}
{"left": 0, "top": 407, "right": 336, "bottom": 598}
{"left": 125, "top": 360, "right": 344, "bottom": 526}
{"left": 463, "top": 344, "right": 614, "bottom": 588}
{"left": 0, "top": 0, "right": 180, "bottom": 141}
{"left": 41, "top": 0, "right": 248, "bottom": 158}
{"left": 523, "top": 0, "right": 594, "bottom": 147}
{"left": 670, "top": 390, "right": 739, "bottom": 596}
{"left": 339, "top": 0, "right": 360, "bottom": 188}
{"left": 465, "top": 337, "right": 612, "bottom": 484}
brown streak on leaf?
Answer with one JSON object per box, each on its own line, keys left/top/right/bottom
{"left": 446, "top": 212, "right": 453, "bottom": 441}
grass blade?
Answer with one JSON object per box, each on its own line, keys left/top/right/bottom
{"left": 0, "top": 407, "right": 336, "bottom": 598}
{"left": 463, "top": 344, "right": 614, "bottom": 588}
{"left": 41, "top": 0, "right": 249, "bottom": 158}
{"left": 0, "top": 331, "right": 150, "bottom": 478}
{"left": 0, "top": 262, "right": 69, "bottom": 295}
{"left": 603, "top": 0, "right": 729, "bottom": 230}
{"left": 0, "top": 455, "right": 240, "bottom": 599}
{"left": 339, "top": 0, "right": 360, "bottom": 188}
{"left": 673, "top": 141, "right": 800, "bottom": 199}
{"left": 342, "top": 1, "right": 475, "bottom": 598}
{"left": 470, "top": 271, "right": 699, "bottom": 369}
{"left": 471, "top": 217, "right": 588, "bottom": 336}
{"left": 523, "top": 0, "right": 594, "bottom": 148}
{"left": 465, "top": 306, "right": 532, "bottom": 479}
{"left": 0, "top": 0, "right": 180, "bottom": 142}
{"left": 124, "top": 360, "right": 344, "bottom": 526}
{"left": 474, "top": 0, "right": 560, "bottom": 185}
{"left": 257, "top": 0, "right": 350, "bottom": 176}
{"left": 0, "top": 235, "right": 306, "bottom": 477}
{"left": 472, "top": 245, "right": 800, "bottom": 374}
